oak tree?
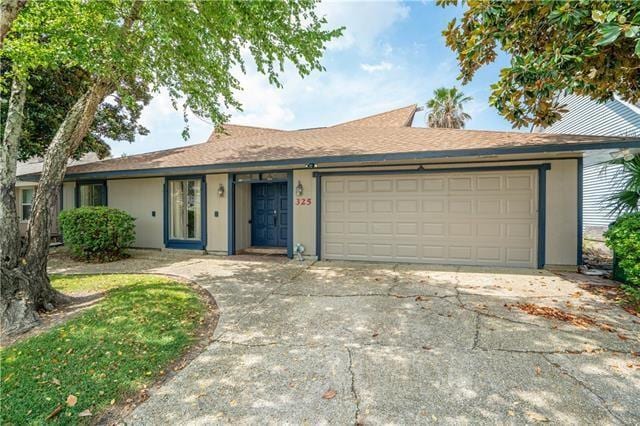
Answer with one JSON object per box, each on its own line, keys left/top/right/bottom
{"left": 0, "top": 0, "right": 341, "bottom": 335}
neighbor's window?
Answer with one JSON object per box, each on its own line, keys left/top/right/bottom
{"left": 78, "top": 183, "right": 106, "bottom": 207}
{"left": 169, "top": 179, "right": 201, "bottom": 240}
{"left": 21, "top": 188, "right": 34, "bottom": 220}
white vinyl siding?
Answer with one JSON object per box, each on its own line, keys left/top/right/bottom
{"left": 541, "top": 95, "right": 640, "bottom": 229}
{"left": 321, "top": 171, "right": 538, "bottom": 267}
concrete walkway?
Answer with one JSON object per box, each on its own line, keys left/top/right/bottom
{"left": 49, "top": 249, "right": 640, "bottom": 425}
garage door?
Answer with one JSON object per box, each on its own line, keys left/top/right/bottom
{"left": 321, "top": 170, "right": 538, "bottom": 267}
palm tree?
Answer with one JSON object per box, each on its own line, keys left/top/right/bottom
{"left": 605, "top": 154, "right": 640, "bottom": 216}
{"left": 426, "top": 87, "right": 472, "bottom": 129}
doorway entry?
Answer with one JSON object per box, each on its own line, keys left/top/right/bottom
{"left": 251, "top": 182, "right": 288, "bottom": 247}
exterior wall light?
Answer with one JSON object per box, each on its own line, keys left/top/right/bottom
{"left": 296, "top": 181, "right": 304, "bottom": 196}
{"left": 218, "top": 184, "right": 225, "bottom": 197}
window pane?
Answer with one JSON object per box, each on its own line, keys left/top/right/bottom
{"left": 22, "top": 204, "right": 31, "bottom": 220}
{"left": 261, "top": 172, "right": 287, "bottom": 181}
{"left": 235, "top": 173, "right": 260, "bottom": 183}
{"left": 22, "top": 188, "right": 34, "bottom": 204}
{"left": 79, "top": 184, "right": 105, "bottom": 206}
{"left": 169, "top": 179, "right": 200, "bottom": 241}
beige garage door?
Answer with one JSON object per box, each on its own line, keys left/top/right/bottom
{"left": 321, "top": 170, "right": 538, "bottom": 267}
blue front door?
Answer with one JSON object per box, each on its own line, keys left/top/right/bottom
{"left": 251, "top": 182, "right": 288, "bottom": 247}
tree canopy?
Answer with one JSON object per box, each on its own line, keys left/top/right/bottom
{"left": 425, "top": 86, "right": 472, "bottom": 129}
{"left": 1, "top": 0, "right": 342, "bottom": 133}
{"left": 0, "top": 66, "right": 150, "bottom": 161}
{"left": 438, "top": 0, "right": 640, "bottom": 128}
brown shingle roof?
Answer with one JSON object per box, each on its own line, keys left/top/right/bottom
{"left": 331, "top": 104, "right": 417, "bottom": 128}
{"left": 64, "top": 105, "right": 638, "bottom": 177}
{"left": 207, "top": 124, "right": 284, "bottom": 142}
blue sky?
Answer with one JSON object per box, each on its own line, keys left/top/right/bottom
{"left": 110, "top": 1, "right": 516, "bottom": 157}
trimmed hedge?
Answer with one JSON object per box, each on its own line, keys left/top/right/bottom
{"left": 604, "top": 212, "right": 640, "bottom": 304}
{"left": 59, "top": 206, "right": 136, "bottom": 262}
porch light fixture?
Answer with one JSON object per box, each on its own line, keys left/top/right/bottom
{"left": 296, "top": 181, "right": 304, "bottom": 196}
{"left": 217, "top": 184, "right": 225, "bottom": 197}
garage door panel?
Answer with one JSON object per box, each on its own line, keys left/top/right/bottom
{"left": 397, "top": 200, "right": 419, "bottom": 213}
{"left": 449, "top": 177, "right": 473, "bottom": 191}
{"left": 396, "top": 179, "right": 419, "bottom": 191}
{"left": 422, "top": 199, "right": 445, "bottom": 213}
{"left": 371, "top": 179, "right": 393, "bottom": 192}
{"left": 422, "top": 178, "right": 445, "bottom": 191}
{"left": 371, "top": 200, "right": 393, "bottom": 213}
{"left": 322, "top": 171, "right": 537, "bottom": 267}
{"left": 477, "top": 176, "right": 502, "bottom": 191}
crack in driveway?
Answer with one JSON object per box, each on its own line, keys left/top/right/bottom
{"left": 542, "top": 354, "right": 626, "bottom": 425}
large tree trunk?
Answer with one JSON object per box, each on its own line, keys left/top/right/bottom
{"left": 1, "top": 79, "right": 114, "bottom": 337}
{"left": 0, "top": 76, "right": 25, "bottom": 267}
{"left": 0, "top": 0, "right": 27, "bottom": 46}
{"left": 0, "top": 76, "right": 37, "bottom": 336}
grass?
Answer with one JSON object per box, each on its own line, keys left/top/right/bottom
{"left": 0, "top": 274, "right": 205, "bottom": 425}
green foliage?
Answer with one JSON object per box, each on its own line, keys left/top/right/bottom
{"left": 0, "top": 66, "right": 150, "bottom": 161}
{"left": 59, "top": 207, "right": 135, "bottom": 262}
{"left": 604, "top": 212, "right": 640, "bottom": 302}
{"left": 438, "top": 0, "right": 640, "bottom": 128}
{"left": 1, "top": 0, "right": 343, "bottom": 135}
{"left": 604, "top": 155, "right": 640, "bottom": 216}
{"left": 425, "top": 86, "right": 472, "bottom": 129}
{"left": 0, "top": 274, "right": 205, "bottom": 424}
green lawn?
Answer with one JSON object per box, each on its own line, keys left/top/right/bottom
{"left": 1, "top": 274, "right": 205, "bottom": 425}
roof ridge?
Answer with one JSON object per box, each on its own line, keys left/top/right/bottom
{"left": 331, "top": 104, "right": 418, "bottom": 128}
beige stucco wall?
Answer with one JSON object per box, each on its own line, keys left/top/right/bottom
{"left": 108, "top": 178, "right": 164, "bottom": 249}
{"left": 545, "top": 159, "right": 578, "bottom": 267}
{"left": 292, "top": 169, "right": 317, "bottom": 257}
{"left": 206, "top": 174, "right": 228, "bottom": 253}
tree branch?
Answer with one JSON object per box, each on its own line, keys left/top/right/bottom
{"left": 0, "top": 0, "right": 27, "bottom": 47}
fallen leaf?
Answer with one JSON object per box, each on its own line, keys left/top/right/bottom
{"left": 422, "top": 346, "right": 431, "bottom": 351}
{"left": 229, "top": 399, "right": 238, "bottom": 406}
{"left": 510, "top": 303, "right": 597, "bottom": 328}
{"left": 66, "top": 394, "right": 77, "bottom": 407}
{"left": 322, "top": 389, "right": 337, "bottom": 400}
{"left": 78, "top": 409, "right": 92, "bottom": 417}
{"left": 51, "top": 378, "right": 60, "bottom": 386}
{"left": 617, "top": 334, "right": 628, "bottom": 341}
{"left": 535, "top": 366, "right": 542, "bottom": 376}
{"left": 507, "top": 410, "right": 515, "bottom": 416}
{"left": 372, "top": 333, "right": 379, "bottom": 338}
{"left": 110, "top": 399, "right": 115, "bottom": 405}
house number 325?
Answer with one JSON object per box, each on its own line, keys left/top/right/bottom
{"left": 296, "top": 198, "right": 312, "bottom": 206}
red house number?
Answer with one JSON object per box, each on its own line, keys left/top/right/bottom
{"left": 296, "top": 198, "right": 312, "bottom": 206}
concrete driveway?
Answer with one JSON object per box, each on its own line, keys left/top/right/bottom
{"left": 49, "top": 250, "right": 640, "bottom": 425}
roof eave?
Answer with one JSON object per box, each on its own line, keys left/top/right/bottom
{"left": 60, "top": 139, "right": 640, "bottom": 181}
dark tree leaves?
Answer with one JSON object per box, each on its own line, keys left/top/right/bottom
{"left": 438, "top": 0, "right": 640, "bottom": 128}
{"left": 0, "top": 66, "right": 150, "bottom": 161}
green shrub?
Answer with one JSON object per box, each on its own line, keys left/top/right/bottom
{"left": 59, "top": 206, "right": 136, "bottom": 262}
{"left": 604, "top": 212, "right": 640, "bottom": 304}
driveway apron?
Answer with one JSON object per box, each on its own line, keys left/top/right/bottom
{"left": 48, "top": 250, "right": 640, "bottom": 425}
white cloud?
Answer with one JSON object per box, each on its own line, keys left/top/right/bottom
{"left": 360, "top": 61, "right": 394, "bottom": 73}
{"left": 318, "top": 0, "right": 409, "bottom": 52}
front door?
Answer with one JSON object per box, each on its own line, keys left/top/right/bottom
{"left": 251, "top": 182, "right": 288, "bottom": 247}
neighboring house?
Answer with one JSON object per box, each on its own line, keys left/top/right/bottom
{"left": 23, "top": 105, "right": 640, "bottom": 269}
{"left": 539, "top": 94, "right": 640, "bottom": 239}
{"left": 16, "top": 153, "right": 101, "bottom": 240}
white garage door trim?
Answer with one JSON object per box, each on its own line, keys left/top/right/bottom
{"left": 315, "top": 164, "right": 549, "bottom": 268}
